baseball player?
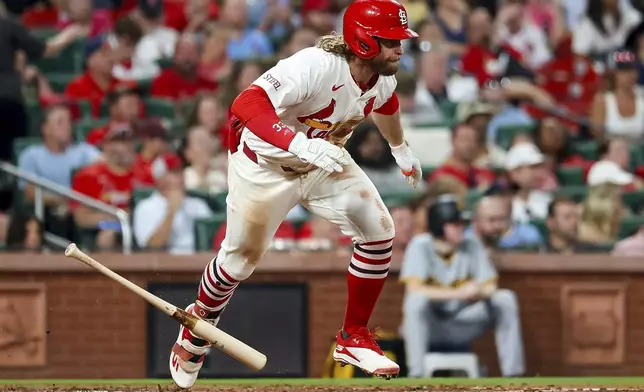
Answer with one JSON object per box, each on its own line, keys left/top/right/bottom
{"left": 400, "top": 195, "right": 525, "bottom": 378}
{"left": 169, "top": 0, "right": 422, "bottom": 387}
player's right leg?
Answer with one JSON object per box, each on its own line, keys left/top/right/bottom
{"left": 170, "top": 149, "right": 301, "bottom": 389}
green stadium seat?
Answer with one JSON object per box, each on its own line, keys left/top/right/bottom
{"left": 630, "top": 145, "right": 644, "bottom": 172}
{"left": 381, "top": 191, "right": 419, "bottom": 208}
{"left": 439, "top": 100, "right": 458, "bottom": 119}
{"left": 495, "top": 124, "right": 535, "bottom": 150}
{"left": 556, "top": 166, "right": 584, "bottom": 186}
{"left": 25, "top": 99, "right": 44, "bottom": 136}
{"left": 555, "top": 186, "right": 588, "bottom": 202}
{"left": 156, "top": 57, "right": 173, "bottom": 69}
{"left": 132, "top": 187, "right": 155, "bottom": 208}
{"left": 571, "top": 141, "right": 599, "bottom": 161}
{"left": 195, "top": 214, "right": 227, "bottom": 251}
{"left": 623, "top": 190, "right": 644, "bottom": 214}
{"left": 76, "top": 100, "right": 109, "bottom": 119}
{"left": 32, "top": 36, "right": 85, "bottom": 74}
{"left": 530, "top": 219, "right": 548, "bottom": 240}
{"left": 13, "top": 137, "right": 43, "bottom": 163}
{"left": 74, "top": 118, "right": 109, "bottom": 141}
{"left": 465, "top": 190, "right": 484, "bottom": 210}
{"left": 146, "top": 98, "right": 176, "bottom": 119}
{"left": 46, "top": 73, "right": 76, "bottom": 93}
{"left": 619, "top": 216, "right": 644, "bottom": 239}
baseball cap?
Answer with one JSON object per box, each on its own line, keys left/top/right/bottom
{"left": 504, "top": 142, "right": 544, "bottom": 171}
{"left": 134, "top": 118, "right": 169, "bottom": 140}
{"left": 456, "top": 101, "right": 497, "bottom": 123}
{"left": 610, "top": 49, "right": 637, "bottom": 70}
{"left": 151, "top": 154, "right": 183, "bottom": 181}
{"left": 139, "top": 0, "right": 163, "bottom": 19}
{"left": 84, "top": 35, "right": 108, "bottom": 60}
{"left": 587, "top": 160, "right": 634, "bottom": 186}
{"left": 103, "top": 125, "right": 134, "bottom": 143}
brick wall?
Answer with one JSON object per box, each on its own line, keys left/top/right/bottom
{"left": 0, "top": 253, "right": 641, "bottom": 378}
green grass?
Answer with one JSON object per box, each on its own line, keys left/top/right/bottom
{"left": 1, "top": 378, "right": 643, "bottom": 387}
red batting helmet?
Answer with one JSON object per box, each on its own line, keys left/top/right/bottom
{"left": 342, "top": 0, "right": 419, "bottom": 60}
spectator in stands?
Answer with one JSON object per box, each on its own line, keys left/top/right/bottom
{"left": 151, "top": 33, "right": 218, "bottom": 100}
{"left": 505, "top": 142, "right": 553, "bottom": 223}
{"left": 109, "top": 15, "right": 145, "bottom": 81}
{"left": 86, "top": 86, "right": 143, "bottom": 145}
{"left": 128, "top": 0, "right": 179, "bottom": 80}
{"left": 413, "top": 48, "right": 450, "bottom": 119}
{"left": 590, "top": 50, "right": 644, "bottom": 141}
{"left": 409, "top": 176, "right": 468, "bottom": 234}
{"left": 456, "top": 101, "right": 506, "bottom": 169}
{"left": 430, "top": 123, "right": 496, "bottom": 192}
{"left": 572, "top": 0, "right": 641, "bottom": 58}
{"left": 612, "top": 225, "right": 644, "bottom": 255}
{"left": 432, "top": 0, "right": 469, "bottom": 59}
{"left": 391, "top": 204, "right": 414, "bottom": 251}
{"left": 393, "top": 72, "right": 418, "bottom": 117}
{"left": 133, "top": 154, "right": 213, "bottom": 254}
{"left": 546, "top": 196, "right": 602, "bottom": 253}
{"left": 400, "top": 195, "right": 525, "bottom": 378}
{"left": 65, "top": 35, "right": 134, "bottom": 117}
{"left": 5, "top": 213, "right": 43, "bottom": 252}
{"left": 344, "top": 122, "right": 411, "bottom": 194}
{"left": 182, "top": 126, "right": 227, "bottom": 194}
{"left": 187, "top": 93, "right": 229, "bottom": 148}
{"left": 132, "top": 118, "right": 177, "bottom": 186}
{"left": 470, "top": 195, "right": 544, "bottom": 251}
{"left": 181, "top": 0, "right": 219, "bottom": 34}
{"left": 219, "top": 0, "right": 273, "bottom": 61}
{"left": 198, "top": 23, "right": 232, "bottom": 83}
{"left": 220, "top": 59, "right": 269, "bottom": 109}
{"left": 0, "top": 15, "right": 87, "bottom": 168}
{"left": 535, "top": 116, "right": 591, "bottom": 171}
{"left": 524, "top": 0, "right": 566, "bottom": 48}
{"left": 499, "top": 0, "right": 553, "bottom": 70}
{"left": 256, "top": 0, "right": 294, "bottom": 44}
{"left": 71, "top": 127, "right": 137, "bottom": 249}
{"left": 18, "top": 104, "right": 100, "bottom": 237}
{"left": 578, "top": 183, "right": 623, "bottom": 245}
{"left": 589, "top": 138, "right": 644, "bottom": 190}
{"left": 57, "top": 0, "right": 112, "bottom": 37}
{"left": 280, "top": 27, "right": 319, "bottom": 58}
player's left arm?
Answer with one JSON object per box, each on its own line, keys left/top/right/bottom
{"left": 370, "top": 92, "right": 422, "bottom": 188}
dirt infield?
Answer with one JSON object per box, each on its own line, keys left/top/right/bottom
{"left": 1, "top": 386, "right": 641, "bottom": 392}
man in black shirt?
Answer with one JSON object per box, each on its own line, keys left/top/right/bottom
{"left": 0, "top": 13, "right": 87, "bottom": 209}
{"left": 545, "top": 196, "right": 609, "bottom": 253}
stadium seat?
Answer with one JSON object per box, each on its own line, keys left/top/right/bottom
{"left": 623, "top": 190, "right": 644, "bottom": 214}
{"left": 556, "top": 166, "right": 584, "bottom": 186}
{"left": 78, "top": 100, "right": 109, "bottom": 119}
{"left": 555, "top": 186, "right": 588, "bottom": 202}
{"left": 32, "top": 33, "right": 85, "bottom": 74}
{"left": 131, "top": 187, "right": 155, "bottom": 208}
{"left": 13, "top": 137, "right": 43, "bottom": 163}
{"left": 530, "top": 219, "right": 548, "bottom": 239}
{"left": 571, "top": 141, "right": 599, "bottom": 161}
{"left": 495, "top": 124, "right": 535, "bottom": 150}
{"left": 47, "top": 73, "right": 76, "bottom": 93}
{"left": 25, "top": 99, "right": 44, "bottom": 136}
{"left": 145, "top": 98, "right": 176, "bottom": 119}
{"left": 195, "top": 214, "right": 227, "bottom": 252}
{"left": 619, "top": 216, "right": 644, "bottom": 239}
{"left": 424, "top": 343, "right": 480, "bottom": 378}
{"left": 74, "top": 118, "right": 109, "bottom": 141}
{"left": 439, "top": 100, "right": 458, "bottom": 119}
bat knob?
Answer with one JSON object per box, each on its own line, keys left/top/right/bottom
{"left": 64, "top": 243, "right": 78, "bottom": 257}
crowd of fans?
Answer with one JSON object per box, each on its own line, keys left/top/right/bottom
{"left": 1, "top": 0, "right": 644, "bottom": 256}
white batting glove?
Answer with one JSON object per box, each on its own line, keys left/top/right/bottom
{"left": 390, "top": 141, "right": 422, "bottom": 188}
{"left": 288, "top": 132, "right": 349, "bottom": 173}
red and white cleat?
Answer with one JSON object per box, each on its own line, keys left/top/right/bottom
{"left": 332, "top": 327, "right": 400, "bottom": 380}
{"left": 169, "top": 304, "right": 210, "bottom": 389}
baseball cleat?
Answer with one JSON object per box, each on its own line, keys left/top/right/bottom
{"left": 169, "top": 304, "right": 211, "bottom": 389}
{"left": 333, "top": 327, "right": 400, "bottom": 379}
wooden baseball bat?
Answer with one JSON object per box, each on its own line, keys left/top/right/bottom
{"left": 64, "top": 243, "right": 267, "bottom": 371}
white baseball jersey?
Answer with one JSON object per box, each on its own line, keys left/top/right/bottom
{"left": 243, "top": 46, "right": 397, "bottom": 171}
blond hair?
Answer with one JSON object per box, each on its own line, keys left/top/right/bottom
{"left": 580, "top": 183, "right": 623, "bottom": 241}
{"left": 316, "top": 34, "right": 354, "bottom": 61}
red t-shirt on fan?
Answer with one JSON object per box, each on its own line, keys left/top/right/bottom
{"left": 150, "top": 69, "right": 218, "bottom": 100}
{"left": 70, "top": 162, "right": 136, "bottom": 210}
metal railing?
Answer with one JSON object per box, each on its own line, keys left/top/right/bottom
{"left": 0, "top": 162, "right": 133, "bottom": 254}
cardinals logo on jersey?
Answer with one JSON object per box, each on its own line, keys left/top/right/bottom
{"left": 297, "top": 97, "right": 377, "bottom": 142}
{"left": 297, "top": 99, "right": 337, "bottom": 139}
